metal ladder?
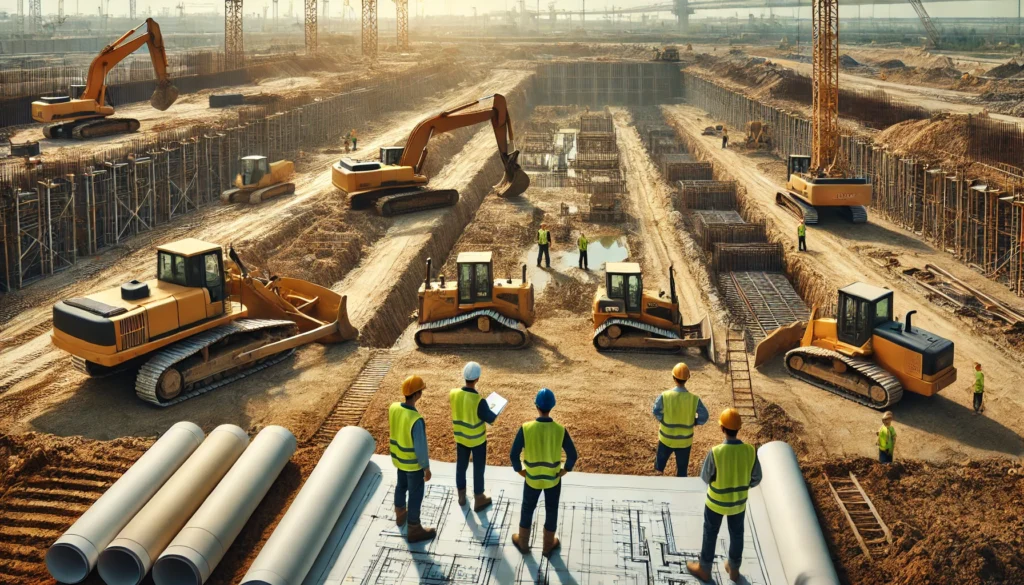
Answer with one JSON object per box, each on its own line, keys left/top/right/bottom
{"left": 727, "top": 326, "right": 757, "bottom": 420}
{"left": 826, "top": 472, "right": 893, "bottom": 561}
{"left": 311, "top": 350, "right": 394, "bottom": 446}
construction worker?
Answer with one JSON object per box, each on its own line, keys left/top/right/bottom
{"left": 687, "top": 408, "right": 762, "bottom": 584}
{"left": 389, "top": 375, "right": 436, "bottom": 543}
{"left": 350, "top": 128, "right": 358, "bottom": 151}
{"left": 721, "top": 126, "right": 729, "bottom": 149}
{"left": 577, "top": 232, "right": 589, "bottom": 270}
{"left": 537, "top": 223, "right": 552, "bottom": 269}
{"left": 971, "top": 362, "right": 985, "bottom": 414}
{"left": 450, "top": 361, "right": 498, "bottom": 511}
{"left": 510, "top": 388, "right": 578, "bottom": 558}
{"left": 652, "top": 363, "right": 709, "bottom": 477}
{"left": 877, "top": 411, "right": 896, "bottom": 464}
{"left": 797, "top": 220, "right": 807, "bottom": 251}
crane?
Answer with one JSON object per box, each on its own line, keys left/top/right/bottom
{"left": 906, "top": 0, "right": 941, "bottom": 48}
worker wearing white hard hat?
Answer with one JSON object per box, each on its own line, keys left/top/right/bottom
{"left": 449, "top": 361, "right": 498, "bottom": 512}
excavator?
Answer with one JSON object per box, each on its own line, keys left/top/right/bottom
{"left": 220, "top": 156, "right": 296, "bottom": 204}
{"left": 331, "top": 93, "right": 530, "bottom": 216}
{"left": 753, "top": 282, "right": 957, "bottom": 409}
{"left": 774, "top": 0, "right": 870, "bottom": 225}
{"left": 31, "top": 19, "right": 178, "bottom": 140}
{"left": 50, "top": 238, "right": 357, "bottom": 406}
{"left": 592, "top": 263, "right": 714, "bottom": 360}
{"left": 415, "top": 252, "right": 534, "bottom": 348}
{"left": 744, "top": 121, "right": 773, "bottom": 150}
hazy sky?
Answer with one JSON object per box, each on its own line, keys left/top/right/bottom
{"left": 12, "top": 0, "right": 1023, "bottom": 22}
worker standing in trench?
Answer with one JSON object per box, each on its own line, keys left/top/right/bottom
{"left": 577, "top": 232, "right": 589, "bottom": 270}
{"left": 721, "top": 126, "right": 729, "bottom": 149}
{"left": 450, "top": 361, "right": 497, "bottom": 512}
{"left": 877, "top": 411, "right": 896, "bottom": 464}
{"left": 797, "top": 220, "right": 807, "bottom": 252}
{"left": 972, "top": 362, "right": 985, "bottom": 414}
{"left": 687, "top": 408, "right": 761, "bottom": 584}
{"left": 389, "top": 375, "right": 437, "bottom": 543}
{"left": 652, "top": 363, "right": 708, "bottom": 477}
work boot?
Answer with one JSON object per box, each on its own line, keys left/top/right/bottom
{"left": 457, "top": 489, "right": 467, "bottom": 506}
{"left": 542, "top": 529, "right": 561, "bottom": 558}
{"left": 686, "top": 561, "right": 711, "bottom": 582}
{"left": 473, "top": 492, "right": 492, "bottom": 512}
{"left": 406, "top": 523, "right": 437, "bottom": 543}
{"left": 394, "top": 507, "right": 407, "bottom": 527}
{"left": 724, "top": 560, "right": 741, "bottom": 583}
{"left": 512, "top": 526, "right": 531, "bottom": 553}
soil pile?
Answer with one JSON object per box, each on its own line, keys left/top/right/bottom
{"left": 877, "top": 59, "right": 906, "bottom": 69}
{"left": 874, "top": 114, "right": 971, "bottom": 163}
{"left": 985, "top": 59, "right": 1023, "bottom": 79}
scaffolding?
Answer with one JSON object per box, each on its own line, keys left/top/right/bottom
{"left": 396, "top": 0, "right": 409, "bottom": 50}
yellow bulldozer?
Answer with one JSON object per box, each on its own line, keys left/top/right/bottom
{"left": 220, "top": 156, "right": 296, "bottom": 204}
{"left": 592, "top": 263, "right": 714, "bottom": 360}
{"left": 332, "top": 93, "right": 529, "bottom": 216}
{"left": 753, "top": 282, "right": 957, "bottom": 408}
{"left": 415, "top": 252, "right": 534, "bottom": 348}
{"left": 50, "top": 238, "right": 357, "bottom": 406}
{"left": 744, "top": 121, "right": 773, "bottom": 150}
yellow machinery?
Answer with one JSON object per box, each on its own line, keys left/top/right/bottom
{"left": 221, "top": 156, "right": 296, "bottom": 204}
{"left": 654, "top": 46, "right": 681, "bottom": 61}
{"left": 744, "top": 121, "right": 773, "bottom": 150}
{"left": 416, "top": 252, "right": 534, "bottom": 348}
{"left": 50, "top": 238, "right": 357, "bottom": 406}
{"left": 331, "top": 93, "right": 529, "bottom": 216}
{"left": 775, "top": 0, "right": 870, "bottom": 225}
{"left": 31, "top": 19, "right": 178, "bottom": 140}
{"left": 754, "top": 282, "right": 957, "bottom": 408}
{"left": 592, "top": 263, "right": 714, "bottom": 359}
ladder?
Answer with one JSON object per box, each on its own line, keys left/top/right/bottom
{"left": 311, "top": 350, "right": 394, "bottom": 445}
{"left": 727, "top": 326, "right": 757, "bottom": 420}
{"left": 825, "top": 472, "right": 893, "bottom": 561}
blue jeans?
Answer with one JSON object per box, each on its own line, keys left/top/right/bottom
{"left": 520, "top": 480, "right": 561, "bottom": 532}
{"left": 456, "top": 442, "right": 487, "bottom": 495}
{"left": 395, "top": 469, "right": 425, "bottom": 525}
{"left": 654, "top": 441, "right": 691, "bottom": 477}
{"left": 879, "top": 450, "right": 893, "bottom": 464}
{"left": 700, "top": 505, "right": 745, "bottom": 571}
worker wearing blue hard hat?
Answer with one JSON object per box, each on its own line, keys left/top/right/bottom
{"left": 509, "top": 388, "right": 578, "bottom": 559}
{"left": 449, "top": 361, "right": 499, "bottom": 512}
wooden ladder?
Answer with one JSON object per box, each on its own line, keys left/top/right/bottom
{"left": 727, "top": 326, "right": 757, "bottom": 420}
{"left": 825, "top": 472, "right": 893, "bottom": 561}
{"left": 311, "top": 350, "right": 395, "bottom": 446}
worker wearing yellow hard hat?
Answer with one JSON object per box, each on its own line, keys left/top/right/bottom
{"left": 389, "top": 374, "right": 436, "bottom": 543}
{"left": 687, "top": 408, "right": 763, "bottom": 584}
{"left": 652, "top": 362, "right": 708, "bottom": 477}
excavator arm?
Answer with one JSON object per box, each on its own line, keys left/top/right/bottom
{"left": 83, "top": 18, "right": 178, "bottom": 111}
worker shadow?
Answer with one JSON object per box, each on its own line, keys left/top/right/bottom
{"left": 595, "top": 348, "right": 715, "bottom": 373}
{"left": 894, "top": 392, "right": 1024, "bottom": 456}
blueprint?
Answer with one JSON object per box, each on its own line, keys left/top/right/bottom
{"left": 303, "top": 455, "right": 788, "bottom": 585}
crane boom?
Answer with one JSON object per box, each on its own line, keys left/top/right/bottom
{"left": 906, "top": 0, "right": 941, "bottom": 48}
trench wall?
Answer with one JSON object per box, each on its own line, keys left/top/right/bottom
{"left": 531, "top": 61, "right": 680, "bottom": 107}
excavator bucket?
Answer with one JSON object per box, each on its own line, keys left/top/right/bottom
{"left": 494, "top": 150, "right": 530, "bottom": 198}
{"left": 753, "top": 320, "right": 807, "bottom": 368}
{"left": 150, "top": 80, "right": 179, "bottom": 111}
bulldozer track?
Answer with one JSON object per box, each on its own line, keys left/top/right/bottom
{"left": 593, "top": 318, "right": 683, "bottom": 354}
{"left": 825, "top": 472, "right": 892, "bottom": 561}
{"left": 135, "top": 318, "right": 297, "bottom": 406}
{"left": 415, "top": 309, "right": 530, "bottom": 349}
{"left": 311, "top": 350, "right": 395, "bottom": 445}
{"left": 783, "top": 346, "right": 904, "bottom": 409}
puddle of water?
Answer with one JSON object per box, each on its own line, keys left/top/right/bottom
{"left": 524, "top": 235, "right": 630, "bottom": 292}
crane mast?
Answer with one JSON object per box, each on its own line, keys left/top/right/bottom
{"left": 811, "top": 0, "right": 840, "bottom": 176}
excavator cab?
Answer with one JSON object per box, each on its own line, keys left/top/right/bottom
{"left": 240, "top": 156, "right": 269, "bottom": 187}
{"left": 787, "top": 155, "right": 811, "bottom": 177}
{"left": 836, "top": 283, "right": 893, "bottom": 348}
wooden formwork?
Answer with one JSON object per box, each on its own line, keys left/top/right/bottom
{"left": 660, "top": 156, "right": 713, "bottom": 182}
{"left": 693, "top": 211, "right": 767, "bottom": 252}
{"left": 676, "top": 180, "right": 738, "bottom": 212}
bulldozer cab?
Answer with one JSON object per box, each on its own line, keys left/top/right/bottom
{"left": 457, "top": 252, "right": 493, "bottom": 305}
{"left": 156, "top": 239, "right": 226, "bottom": 307}
{"left": 788, "top": 154, "right": 811, "bottom": 177}
{"left": 240, "top": 156, "right": 269, "bottom": 187}
{"left": 604, "top": 262, "right": 643, "bottom": 313}
{"left": 837, "top": 282, "right": 893, "bottom": 348}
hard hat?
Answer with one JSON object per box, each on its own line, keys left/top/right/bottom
{"left": 535, "top": 388, "right": 556, "bottom": 411}
{"left": 672, "top": 362, "right": 691, "bottom": 382}
{"left": 463, "top": 361, "right": 481, "bottom": 382}
{"left": 401, "top": 375, "right": 426, "bottom": 397}
{"left": 719, "top": 408, "right": 742, "bottom": 431}
{"left": 882, "top": 411, "right": 894, "bottom": 421}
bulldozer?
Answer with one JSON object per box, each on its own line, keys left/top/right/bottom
{"left": 50, "top": 238, "right": 357, "bottom": 406}
{"left": 415, "top": 252, "right": 534, "bottom": 348}
{"left": 592, "top": 263, "right": 714, "bottom": 360}
{"left": 31, "top": 19, "right": 178, "bottom": 140}
{"left": 653, "top": 46, "right": 681, "bottom": 62}
{"left": 220, "top": 156, "right": 296, "bottom": 204}
{"left": 753, "top": 282, "right": 957, "bottom": 409}
{"left": 331, "top": 93, "right": 529, "bottom": 216}
{"left": 744, "top": 121, "right": 773, "bottom": 150}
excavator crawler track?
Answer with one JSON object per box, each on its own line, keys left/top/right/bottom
{"left": 135, "top": 318, "right": 297, "bottom": 407}
{"left": 376, "top": 188, "right": 459, "bottom": 216}
{"left": 593, "top": 318, "right": 685, "bottom": 354}
{"left": 54, "top": 117, "right": 141, "bottom": 140}
{"left": 783, "top": 346, "right": 903, "bottom": 409}
{"left": 776, "top": 191, "right": 867, "bottom": 225}
{"left": 415, "top": 309, "right": 529, "bottom": 349}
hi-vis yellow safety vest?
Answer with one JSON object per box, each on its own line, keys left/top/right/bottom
{"left": 538, "top": 229, "right": 550, "bottom": 245}
{"left": 578, "top": 235, "right": 588, "bottom": 251}
{"left": 659, "top": 390, "right": 699, "bottom": 449}
{"left": 450, "top": 389, "right": 486, "bottom": 448}
{"left": 797, "top": 224, "right": 806, "bottom": 237}
{"left": 705, "top": 442, "right": 756, "bottom": 516}
{"left": 522, "top": 420, "right": 565, "bottom": 490}
{"left": 389, "top": 403, "right": 423, "bottom": 472}
{"left": 878, "top": 424, "right": 896, "bottom": 454}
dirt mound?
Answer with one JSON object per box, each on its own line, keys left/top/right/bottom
{"left": 874, "top": 114, "right": 971, "bottom": 163}
{"left": 877, "top": 59, "right": 906, "bottom": 69}
{"left": 751, "top": 400, "right": 807, "bottom": 453}
{"left": 839, "top": 54, "right": 861, "bottom": 68}
{"left": 985, "top": 59, "right": 1024, "bottom": 79}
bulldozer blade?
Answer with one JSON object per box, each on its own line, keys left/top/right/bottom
{"left": 150, "top": 80, "right": 179, "bottom": 111}
{"left": 494, "top": 150, "right": 530, "bottom": 198}
{"left": 753, "top": 321, "right": 807, "bottom": 368}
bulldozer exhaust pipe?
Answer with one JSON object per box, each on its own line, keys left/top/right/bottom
{"left": 904, "top": 310, "right": 916, "bottom": 332}
{"left": 522, "top": 264, "right": 527, "bottom": 283}
{"left": 425, "top": 257, "right": 432, "bottom": 288}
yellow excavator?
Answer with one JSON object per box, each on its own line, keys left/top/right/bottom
{"left": 31, "top": 19, "right": 178, "bottom": 140}
{"left": 753, "top": 282, "right": 957, "bottom": 408}
{"left": 331, "top": 93, "right": 529, "bottom": 216}
{"left": 592, "top": 263, "right": 714, "bottom": 360}
{"left": 50, "top": 238, "right": 357, "bottom": 406}
{"left": 221, "top": 156, "right": 296, "bottom": 204}
{"left": 415, "top": 252, "right": 534, "bottom": 348}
